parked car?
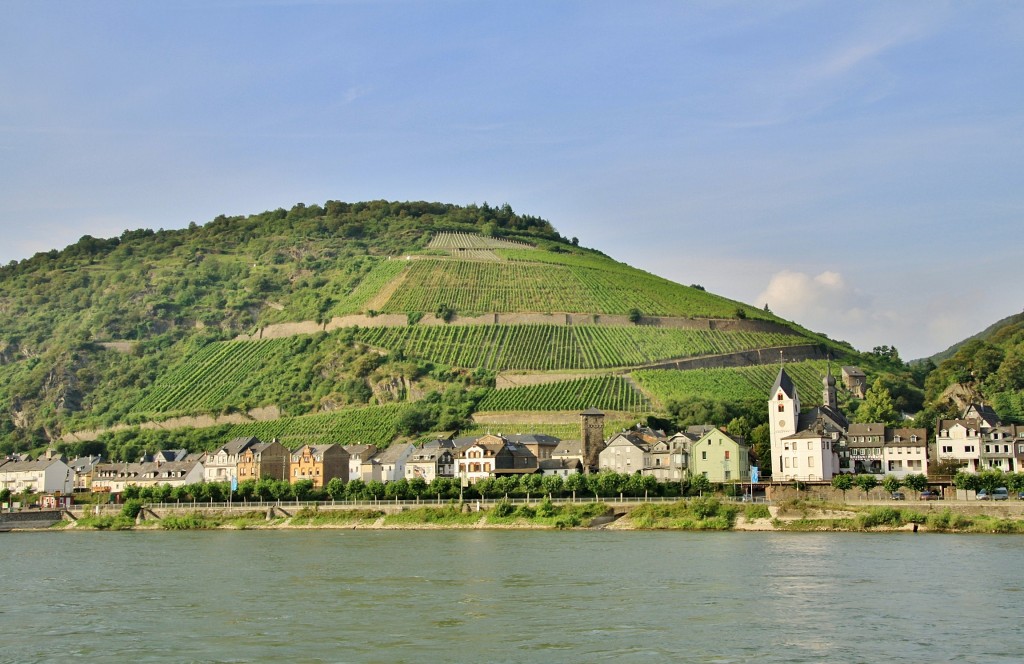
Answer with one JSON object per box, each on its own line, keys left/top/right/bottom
{"left": 977, "top": 490, "right": 990, "bottom": 500}
{"left": 1018, "top": 491, "right": 1024, "bottom": 501}
{"left": 993, "top": 487, "right": 1009, "bottom": 501}
{"left": 920, "top": 490, "right": 940, "bottom": 501}
{"left": 891, "top": 491, "right": 906, "bottom": 500}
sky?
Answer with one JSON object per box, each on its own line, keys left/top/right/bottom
{"left": 2, "top": 1, "right": 1022, "bottom": 360}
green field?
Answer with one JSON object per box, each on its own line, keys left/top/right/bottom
{"left": 633, "top": 361, "right": 841, "bottom": 407}
{"left": 476, "top": 376, "right": 650, "bottom": 413}
{"left": 354, "top": 324, "right": 805, "bottom": 371}
{"left": 376, "top": 258, "right": 763, "bottom": 318}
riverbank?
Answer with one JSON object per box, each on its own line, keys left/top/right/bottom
{"left": 36, "top": 497, "right": 1024, "bottom": 534}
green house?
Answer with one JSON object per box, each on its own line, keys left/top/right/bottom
{"left": 688, "top": 427, "right": 750, "bottom": 483}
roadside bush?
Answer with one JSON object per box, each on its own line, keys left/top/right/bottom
{"left": 492, "top": 501, "right": 515, "bottom": 518}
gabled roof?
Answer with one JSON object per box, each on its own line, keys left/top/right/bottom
{"left": 798, "top": 405, "right": 848, "bottom": 433}
{"left": 375, "top": 443, "right": 415, "bottom": 465}
{"left": 506, "top": 433, "right": 560, "bottom": 447}
{"left": 770, "top": 367, "right": 797, "bottom": 398}
{"left": 343, "top": 444, "right": 377, "bottom": 459}
{"left": 552, "top": 439, "right": 583, "bottom": 457}
{"left": 217, "top": 437, "right": 261, "bottom": 455}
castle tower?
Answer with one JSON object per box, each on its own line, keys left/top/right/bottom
{"left": 769, "top": 367, "right": 800, "bottom": 479}
{"left": 580, "top": 407, "right": 606, "bottom": 473}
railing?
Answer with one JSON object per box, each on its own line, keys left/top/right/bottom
{"left": 136, "top": 494, "right": 773, "bottom": 511}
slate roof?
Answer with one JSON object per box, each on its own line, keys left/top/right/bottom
{"left": 770, "top": 367, "right": 797, "bottom": 398}
{"left": 506, "top": 433, "right": 560, "bottom": 447}
{"left": 375, "top": 443, "right": 415, "bottom": 465}
{"left": 217, "top": 437, "right": 261, "bottom": 455}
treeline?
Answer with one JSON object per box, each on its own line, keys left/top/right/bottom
{"left": 120, "top": 470, "right": 731, "bottom": 505}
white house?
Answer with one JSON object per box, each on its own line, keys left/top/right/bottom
{"left": 0, "top": 458, "right": 74, "bottom": 495}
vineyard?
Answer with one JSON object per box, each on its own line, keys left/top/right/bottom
{"left": 376, "top": 258, "right": 762, "bottom": 318}
{"left": 428, "top": 232, "right": 534, "bottom": 250}
{"left": 633, "top": 361, "right": 841, "bottom": 407}
{"left": 333, "top": 259, "right": 408, "bottom": 315}
{"left": 476, "top": 376, "right": 650, "bottom": 413}
{"left": 129, "top": 338, "right": 306, "bottom": 416}
{"left": 352, "top": 324, "right": 806, "bottom": 371}
{"left": 225, "top": 404, "right": 407, "bottom": 449}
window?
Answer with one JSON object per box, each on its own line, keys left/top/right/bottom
{"left": 724, "top": 451, "right": 730, "bottom": 460}
{"left": 724, "top": 470, "right": 731, "bottom": 480}
{"left": 778, "top": 404, "right": 785, "bottom": 412}
{"left": 702, "top": 451, "right": 707, "bottom": 460}
{"left": 808, "top": 442, "right": 813, "bottom": 451}
{"left": 942, "top": 445, "right": 953, "bottom": 453}
{"left": 965, "top": 446, "right": 975, "bottom": 453}
{"left": 808, "top": 456, "right": 814, "bottom": 467}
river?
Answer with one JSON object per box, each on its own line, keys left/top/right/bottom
{"left": 1, "top": 530, "right": 1021, "bottom": 663}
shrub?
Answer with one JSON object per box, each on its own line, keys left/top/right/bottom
{"left": 744, "top": 504, "right": 771, "bottom": 520}
{"left": 120, "top": 499, "right": 143, "bottom": 519}
{"left": 492, "top": 500, "right": 515, "bottom": 518}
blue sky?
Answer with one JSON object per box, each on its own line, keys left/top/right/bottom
{"left": 2, "top": 1, "right": 1022, "bottom": 359}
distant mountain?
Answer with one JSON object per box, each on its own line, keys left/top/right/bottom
{"left": 919, "top": 311, "right": 1024, "bottom": 365}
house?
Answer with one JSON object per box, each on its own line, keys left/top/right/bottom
{"left": 452, "top": 435, "right": 538, "bottom": 483}
{"left": 505, "top": 434, "right": 561, "bottom": 461}
{"left": 688, "top": 427, "right": 750, "bottom": 482}
{"left": 290, "top": 444, "right": 348, "bottom": 488}
{"left": 846, "top": 423, "right": 886, "bottom": 475}
{"left": 883, "top": 428, "right": 928, "bottom": 478}
{"left": 204, "top": 437, "right": 262, "bottom": 483}
{"left": 343, "top": 444, "right": 378, "bottom": 483}
{"left": 598, "top": 432, "right": 651, "bottom": 475}
{"left": 68, "top": 455, "right": 103, "bottom": 491}
{"left": 538, "top": 458, "right": 582, "bottom": 477}
{"left": 405, "top": 440, "right": 455, "bottom": 483}
{"left": 374, "top": 443, "right": 416, "bottom": 483}
{"left": 237, "top": 439, "right": 289, "bottom": 482}
{"left": 936, "top": 404, "right": 1010, "bottom": 473}
{"left": 136, "top": 459, "right": 205, "bottom": 489}
{"left": 842, "top": 366, "right": 868, "bottom": 398}
{"left": 0, "top": 458, "right": 74, "bottom": 495}
{"left": 92, "top": 459, "right": 205, "bottom": 493}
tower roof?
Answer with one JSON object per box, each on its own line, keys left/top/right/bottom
{"left": 770, "top": 367, "right": 796, "bottom": 398}
{"left": 580, "top": 407, "right": 605, "bottom": 416}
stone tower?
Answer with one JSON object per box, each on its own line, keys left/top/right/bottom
{"left": 580, "top": 407, "right": 606, "bottom": 472}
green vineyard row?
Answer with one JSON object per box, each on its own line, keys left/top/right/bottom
{"left": 476, "top": 376, "right": 650, "bottom": 413}
{"left": 225, "top": 404, "right": 408, "bottom": 448}
{"left": 633, "top": 361, "right": 841, "bottom": 407}
{"left": 353, "top": 324, "right": 805, "bottom": 371}
{"left": 376, "top": 258, "right": 762, "bottom": 318}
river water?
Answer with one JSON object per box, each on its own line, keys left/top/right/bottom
{"left": 2, "top": 529, "right": 1022, "bottom": 663}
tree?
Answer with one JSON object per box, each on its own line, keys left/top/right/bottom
{"left": 293, "top": 479, "right": 315, "bottom": 501}
{"left": 882, "top": 474, "right": 902, "bottom": 495}
{"left": 325, "top": 477, "right": 346, "bottom": 501}
{"left": 855, "top": 383, "right": 900, "bottom": 426}
{"left": 902, "top": 473, "right": 928, "bottom": 493}
{"left": 628, "top": 308, "right": 643, "bottom": 325}
{"left": 691, "top": 474, "right": 711, "bottom": 496}
{"left": 953, "top": 471, "right": 980, "bottom": 494}
{"left": 853, "top": 474, "right": 878, "bottom": 499}
{"left": 831, "top": 474, "right": 853, "bottom": 501}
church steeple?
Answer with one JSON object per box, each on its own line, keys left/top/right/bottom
{"left": 823, "top": 357, "right": 837, "bottom": 410}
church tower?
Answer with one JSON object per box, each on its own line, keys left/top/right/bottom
{"left": 580, "top": 407, "right": 606, "bottom": 473}
{"left": 769, "top": 367, "right": 800, "bottom": 479}
{"left": 823, "top": 361, "right": 837, "bottom": 411}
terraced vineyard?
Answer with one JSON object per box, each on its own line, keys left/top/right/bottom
{"left": 225, "top": 404, "right": 407, "bottom": 448}
{"left": 377, "top": 258, "right": 761, "bottom": 318}
{"left": 476, "top": 376, "right": 650, "bottom": 413}
{"left": 353, "top": 324, "right": 805, "bottom": 371}
{"left": 129, "top": 338, "right": 306, "bottom": 416}
{"left": 633, "top": 361, "right": 841, "bottom": 407}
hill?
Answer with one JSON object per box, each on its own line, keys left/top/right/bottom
{"left": 919, "top": 311, "right": 1024, "bottom": 365}
{"left": 0, "top": 200, "right": 857, "bottom": 460}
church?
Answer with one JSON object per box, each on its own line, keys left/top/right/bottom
{"left": 768, "top": 366, "right": 848, "bottom": 481}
